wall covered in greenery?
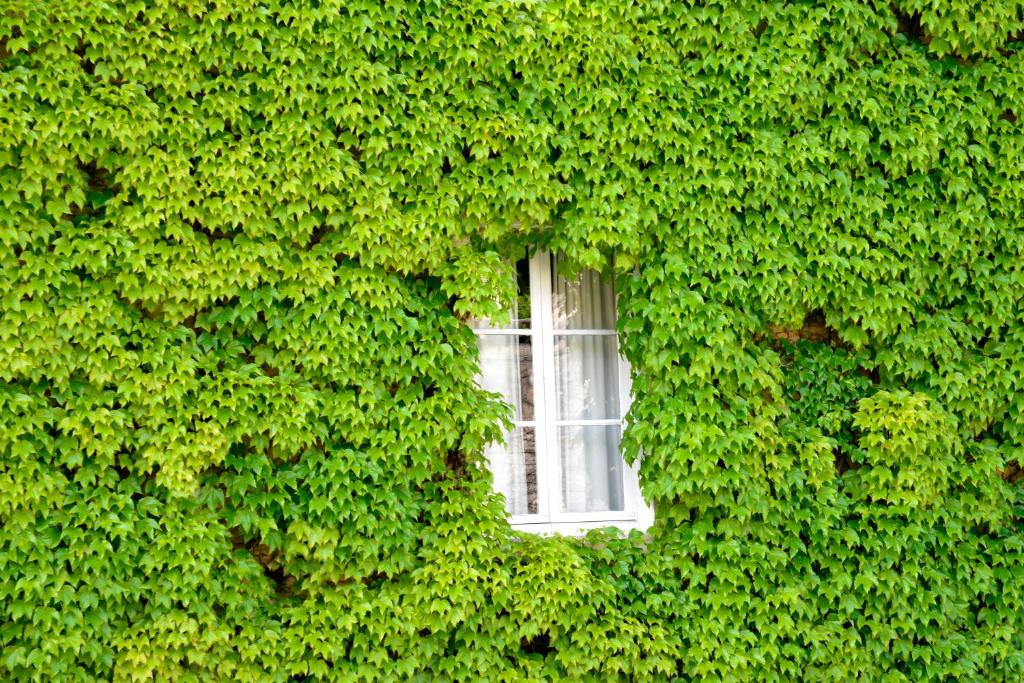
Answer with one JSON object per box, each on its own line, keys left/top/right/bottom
{"left": 2, "top": 0, "right": 1023, "bottom": 680}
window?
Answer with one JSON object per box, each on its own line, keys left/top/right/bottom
{"left": 472, "top": 251, "right": 653, "bottom": 534}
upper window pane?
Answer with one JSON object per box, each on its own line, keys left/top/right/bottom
{"left": 551, "top": 254, "right": 616, "bottom": 329}
{"left": 471, "top": 256, "right": 531, "bottom": 330}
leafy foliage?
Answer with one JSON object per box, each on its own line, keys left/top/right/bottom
{"left": 2, "top": 0, "right": 1023, "bottom": 680}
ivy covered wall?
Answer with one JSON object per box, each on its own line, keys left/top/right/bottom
{"left": 2, "top": 0, "right": 1023, "bottom": 679}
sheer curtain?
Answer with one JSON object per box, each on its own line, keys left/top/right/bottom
{"left": 477, "top": 335, "right": 532, "bottom": 515}
{"left": 552, "top": 258, "right": 624, "bottom": 512}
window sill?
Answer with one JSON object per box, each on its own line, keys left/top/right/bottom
{"left": 509, "top": 521, "right": 644, "bottom": 536}
{"left": 510, "top": 512, "right": 654, "bottom": 536}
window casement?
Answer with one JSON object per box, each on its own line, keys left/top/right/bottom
{"left": 472, "top": 251, "right": 653, "bottom": 534}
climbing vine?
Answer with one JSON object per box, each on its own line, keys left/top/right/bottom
{"left": 2, "top": 0, "right": 1023, "bottom": 680}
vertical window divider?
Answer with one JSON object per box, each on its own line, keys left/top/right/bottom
{"left": 534, "top": 251, "right": 563, "bottom": 521}
{"left": 529, "top": 252, "right": 554, "bottom": 522}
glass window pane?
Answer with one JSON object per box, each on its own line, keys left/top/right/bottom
{"left": 485, "top": 426, "right": 538, "bottom": 515}
{"left": 470, "top": 256, "right": 531, "bottom": 330}
{"left": 551, "top": 254, "right": 615, "bottom": 329}
{"left": 554, "top": 334, "right": 620, "bottom": 420}
{"left": 513, "top": 256, "right": 531, "bottom": 329}
{"left": 558, "top": 425, "right": 624, "bottom": 513}
{"left": 476, "top": 334, "right": 534, "bottom": 421}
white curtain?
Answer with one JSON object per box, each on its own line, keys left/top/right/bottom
{"left": 477, "top": 335, "right": 532, "bottom": 514}
{"left": 552, "top": 259, "right": 624, "bottom": 512}
{"left": 552, "top": 257, "right": 616, "bottom": 330}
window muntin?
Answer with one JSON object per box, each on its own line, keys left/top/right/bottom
{"left": 473, "top": 251, "right": 650, "bottom": 532}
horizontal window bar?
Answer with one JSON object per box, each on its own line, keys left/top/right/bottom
{"left": 554, "top": 419, "right": 623, "bottom": 426}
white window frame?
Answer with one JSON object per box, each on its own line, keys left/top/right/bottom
{"left": 473, "top": 251, "right": 654, "bottom": 535}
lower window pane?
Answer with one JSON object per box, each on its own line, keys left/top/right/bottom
{"left": 484, "top": 426, "right": 538, "bottom": 515}
{"left": 558, "top": 425, "right": 624, "bottom": 513}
